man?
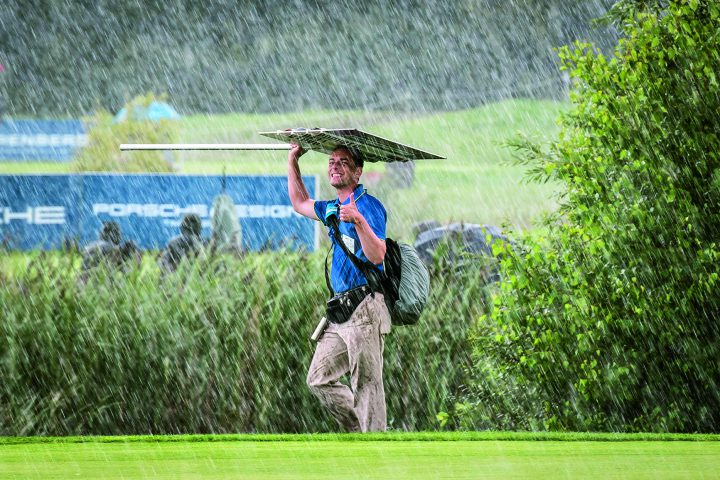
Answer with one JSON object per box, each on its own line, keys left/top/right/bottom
{"left": 80, "top": 221, "right": 141, "bottom": 281}
{"left": 208, "top": 192, "right": 242, "bottom": 256}
{"left": 81, "top": 221, "right": 124, "bottom": 271}
{"left": 287, "top": 143, "right": 391, "bottom": 433}
{"left": 158, "top": 213, "right": 204, "bottom": 273}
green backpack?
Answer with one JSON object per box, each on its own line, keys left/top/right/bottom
{"left": 380, "top": 238, "right": 430, "bottom": 326}
{"left": 327, "top": 220, "right": 430, "bottom": 326}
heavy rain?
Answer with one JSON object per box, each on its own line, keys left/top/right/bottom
{"left": 1, "top": 0, "right": 719, "bottom": 478}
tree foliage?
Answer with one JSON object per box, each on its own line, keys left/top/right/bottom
{"left": 71, "top": 93, "right": 177, "bottom": 173}
{"left": 461, "top": 0, "right": 720, "bottom": 432}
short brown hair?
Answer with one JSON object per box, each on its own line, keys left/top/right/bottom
{"left": 333, "top": 144, "right": 363, "bottom": 169}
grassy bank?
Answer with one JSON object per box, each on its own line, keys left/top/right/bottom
{"left": 0, "top": 100, "right": 565, "bottom": 239}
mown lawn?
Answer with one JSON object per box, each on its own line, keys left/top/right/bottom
{"left": 1, "top": 432, "right": 719, "bottom": 480}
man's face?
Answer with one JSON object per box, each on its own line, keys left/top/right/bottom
{"left": 328, "top": 148, "right": 361, "bottom": 189}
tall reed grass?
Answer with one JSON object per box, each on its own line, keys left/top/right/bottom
{"left": 0, "top": 251, "right": 489, "bottom": 435}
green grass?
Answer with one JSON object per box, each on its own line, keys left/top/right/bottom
{"left": 0, "top": 162, "right": 71, "bottom": 174}
{"left": 0, "top": 100, "right": 566, "bottom": 239}
{"left": 3, "top": 431, "right": 720, "bottom": 444}
{"left": 1, "top": 433, "right": 718, "bottom": 479}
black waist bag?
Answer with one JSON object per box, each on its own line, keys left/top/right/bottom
{"left": 326, "top": 286, "right": 370, "bottom": 324}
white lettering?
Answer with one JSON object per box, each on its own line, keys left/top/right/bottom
{"left": 235, "top": 204, "right": 294, "bottom": 218}
{"left": 177, "top": 204, "right": 208, "bottom": 217}
{"left": 34, "top": 206, "right": 66, "bottom": 225}
{"left": 248, "top": 205, "right": 264, "bottom": 218}
{"left": 269, "top": 205, "right": 286, "bottom": 218}
{"left": 0, "top": 206, "right": 66, "bottom": 225}
{"left": 0, "top": 134, "right": 88, "bottom": 147}
{"left": 159, "top": 204, "right": 176, "bottom": 217}
{"left": 3, "top": 207, "right": 33, "bottom": 223}
{"left": 108, "top": 204, "right": 126, "bottom": 216}
{"left": 145, "top": 204, "right": 159, "bottom": 216}
{"left": 125, "top": 204, "right": 145, "bottom": 216}
{"left": 91, "top": 203, "right": 293, "bottom": 219}
{"left": 93, "top": 203, "right": 110, "bottom": 215}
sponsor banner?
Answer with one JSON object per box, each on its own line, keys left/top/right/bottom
{"left": 0, "top": 174, "right": 318, "bottom": 251}
{"left": 0, "top": 120, "right": 88, "bottom": 161}
{"left": 0, "top": 175, "right": 80, "bottom": 249}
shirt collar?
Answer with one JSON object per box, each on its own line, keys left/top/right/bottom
{"left": 339, "top": 184, "right": 366, "bottom": 205}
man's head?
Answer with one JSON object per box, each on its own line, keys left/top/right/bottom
{"left": 180, "top": 214, "right": 202, "bottom": 237}
{"left": 328, "top": 145, "right": 363, "bottom": 190}
{"left": 99, "top": 221, "right": 121, "bottom": 245}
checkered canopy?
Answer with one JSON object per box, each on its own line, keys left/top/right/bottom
{"left": 259, "top": 128, "right": 444, "bottom": 163}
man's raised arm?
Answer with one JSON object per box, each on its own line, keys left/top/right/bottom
{"left": 287, "top": 144, "right": 319, "bottom": 220}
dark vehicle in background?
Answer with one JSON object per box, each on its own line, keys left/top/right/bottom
{"left": 413, "top": 222, "right": 510, "bottom": 283}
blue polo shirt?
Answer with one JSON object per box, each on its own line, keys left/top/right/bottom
{"left": 314, "top": 184, "right": 386, "bottom": 294}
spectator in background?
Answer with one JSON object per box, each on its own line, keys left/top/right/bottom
{"left": 208, "top": 192, "right": 242, "bottom": 256}
{"left": 80, "top": 221, "right": 141, "bottom": 281}
{"left": 158, "top": 213, "right": 205, "bottom": 273}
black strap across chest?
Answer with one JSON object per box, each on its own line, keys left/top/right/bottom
{"left": 323, "top": 216, "right": 384, "bottom": 297}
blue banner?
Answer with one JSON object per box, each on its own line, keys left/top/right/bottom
{"left": 0, "top": 120, "right": 87, "bottom": 161}
{"left": 0, "top": 175, "right": 80, "bottom": 249}
{"left": 0, "top": 174, "right": 319, "bottom": 251}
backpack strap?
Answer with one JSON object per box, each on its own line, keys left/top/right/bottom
{"left": 324, "top": 243, "right": 335, "bottom": 297}
{"left": 326, "top": 216, "right": 385, "bottom": 296}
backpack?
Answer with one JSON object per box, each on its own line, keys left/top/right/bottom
{"left": 380, "top": 238, "right": 430, "bottom": 326}
{"left": 325, "top": 217, "right": 430, "bottom": 326}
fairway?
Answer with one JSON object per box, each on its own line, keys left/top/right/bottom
{"left": 1, "top": 435, "right": 719, "bottom": 480}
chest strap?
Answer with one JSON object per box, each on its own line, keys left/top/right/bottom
{"left": 324, "top": 216, "right": 384, "bottom": 297}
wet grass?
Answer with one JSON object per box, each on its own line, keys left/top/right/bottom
{"left": 1, "top": 433, "right": 718, "bottom": 480}
{"left": 2, "top": 431, "right": 720, "bottom": 444}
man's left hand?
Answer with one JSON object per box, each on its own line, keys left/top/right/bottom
{"left": 339, "top": 194, "right": 363, "bottom": 225}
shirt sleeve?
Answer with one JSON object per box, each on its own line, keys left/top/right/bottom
{"left": 314, "top": 200, "right": 328, "bottom": 226}
{"left": 360, "top": 198, "right": 387, "bottom": 241}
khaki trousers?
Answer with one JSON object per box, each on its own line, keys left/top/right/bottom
{"left": 306, "top": 293, "right": 391, "bottom": 432}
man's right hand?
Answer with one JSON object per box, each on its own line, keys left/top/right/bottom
{"left": 289, "top": 143, "right": 306, "bottom": 162}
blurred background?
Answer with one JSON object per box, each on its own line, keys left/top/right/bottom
{"left": 0, "top": 0, "right": 618, "bottom": 242}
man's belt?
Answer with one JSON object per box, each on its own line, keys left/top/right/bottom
{"left": 326, "top": 285, "right": 371, "bottom": 324}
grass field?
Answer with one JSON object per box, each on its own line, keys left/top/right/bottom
{"left": 1, "top": 433, "right": 719, "bottom": 479}
{"left": 0, "top": 100, "right": 565, "bottom": 240}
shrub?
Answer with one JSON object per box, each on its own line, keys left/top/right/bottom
{"left": 461, "top": 0, "right": 720, "bottom": 432}
{"left": 72, "top": 93, "right": 177, "bottom": 173}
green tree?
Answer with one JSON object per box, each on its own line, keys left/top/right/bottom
{"left": 72, "top": 93, "right": 177, "bottom": 173}
{"left": 461, "top": 0, "right": 720, "bottom": 432}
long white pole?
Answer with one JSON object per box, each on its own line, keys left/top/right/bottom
{"left": 120, "top": 143, "right": 291, "bottom": 151}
